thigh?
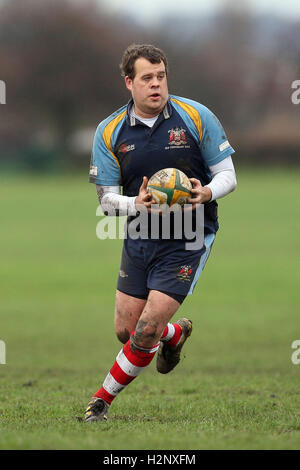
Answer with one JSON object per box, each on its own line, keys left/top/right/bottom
{"left": 134, "top": 289, "right": 181, "bottom": 348}
{"left": 117, "top": 238, "right": 149, "bottom": 298}
{"left": 114, "top": 290, "right": 147, "bottom": 343}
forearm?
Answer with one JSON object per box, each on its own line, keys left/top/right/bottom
{"left": 206, "top": 156, "right": 237, "bottom": 201}
{"left": 96, "top": 185, "right": 137, "bottom": 216}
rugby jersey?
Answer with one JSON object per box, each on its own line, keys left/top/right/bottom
{"left": 89, "top": 95, "right": 235, "bottom": 234}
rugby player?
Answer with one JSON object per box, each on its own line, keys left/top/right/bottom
{"left": 85, "top": 44, "right": 237, "bottom": 422}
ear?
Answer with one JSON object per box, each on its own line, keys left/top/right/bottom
{"left": 125, "top": 76, "right": 133, "bottom": 92}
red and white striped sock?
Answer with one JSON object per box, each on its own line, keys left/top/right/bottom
{"left": 93, "top": 336, "right": 160, "bottom": 405}
{"left": 160, "top": 322, "right": 183, "bottom": 347}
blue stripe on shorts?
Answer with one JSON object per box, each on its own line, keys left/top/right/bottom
{"left": 187, "top": 232, "right": 216, "bottom": 295}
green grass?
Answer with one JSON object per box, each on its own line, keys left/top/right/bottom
{"left": 0, "top": 168, "right": 300, "bottom": 449}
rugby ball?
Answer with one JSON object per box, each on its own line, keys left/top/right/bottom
{"left": 147, "top": 168, "right": 192, "bottom": 207}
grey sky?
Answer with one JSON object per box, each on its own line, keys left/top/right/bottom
{"left": 100, "top": 0, "right": 300, "bottom": 23}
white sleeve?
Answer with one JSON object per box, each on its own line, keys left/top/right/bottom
{"left": 206, "top": 156, "right": 237, "bottom": 201}
{"left": 96, "top": 185, "right": 137, "bottom": 216}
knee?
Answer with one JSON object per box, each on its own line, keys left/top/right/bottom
{"left": 115, "top": 328, "right": 130, "bottom": 344}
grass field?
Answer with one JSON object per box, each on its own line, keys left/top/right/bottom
{"left": 0, "top": 168, "right": 299, "bottom": 450}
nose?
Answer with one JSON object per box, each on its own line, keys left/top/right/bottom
{"left": 151, "top": 76, "right": 160, "bottom": 87}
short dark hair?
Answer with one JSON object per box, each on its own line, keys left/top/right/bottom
{"left": 120, "top": 44, "right": 168, "bottom": 80}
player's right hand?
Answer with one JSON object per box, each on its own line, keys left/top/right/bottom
{"left": 135, "top": 176, "right": 156, "bottom": 212}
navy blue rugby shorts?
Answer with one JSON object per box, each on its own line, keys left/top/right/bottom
{"left": 117, "top": 233, "right": 215, "bottom": 303}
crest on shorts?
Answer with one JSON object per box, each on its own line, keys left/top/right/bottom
{"left": 176, "top": 265, "right": 193, "bottom": 282}
{"left": 168, "top": 127, "right": 187, "bottom": 146}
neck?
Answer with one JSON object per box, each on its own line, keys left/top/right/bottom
{"left": 133, "top": 106, "right": 161, "bottom": 119}
{"left": 133, "top": 109, "right": 159, "bottom": 120}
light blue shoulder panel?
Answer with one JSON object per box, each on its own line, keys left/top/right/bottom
{"left": 170, "top": 95, "right": 235, "bottom": 166}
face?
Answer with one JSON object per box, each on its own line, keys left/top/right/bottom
{"left": 125, "top": 58, "right": 168, "bottom": 118}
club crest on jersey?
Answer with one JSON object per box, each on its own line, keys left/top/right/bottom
{"left": 168, "top": 127, "right": 187, "bottom": 146}
{"left": 176, "top": 265, "right": 193, "bottom": 282}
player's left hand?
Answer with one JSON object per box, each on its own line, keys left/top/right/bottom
{"left": 187, "top": 178, "right": 212, "bottom": 209}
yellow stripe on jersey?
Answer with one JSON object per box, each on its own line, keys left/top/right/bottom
{"left": 170, "top": 98, "right": 203, "bottom": 141}
{"left": 102, "top": 110, "right": 127, "bottom": 169}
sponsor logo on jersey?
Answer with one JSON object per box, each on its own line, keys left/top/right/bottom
{"left": 119, "top": 142, "right": 135, "bottom": 154}
{"left": 176, "top": 265, "right": 193, "bottom": 282}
